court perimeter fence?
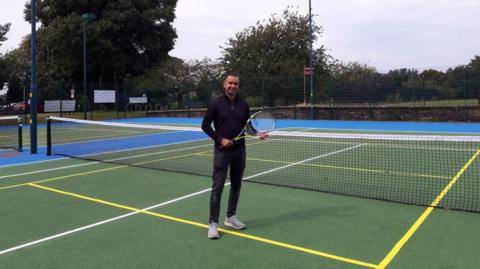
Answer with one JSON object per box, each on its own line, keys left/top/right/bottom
{"left": 1, "top": 71, "right": 479, "bottom": 121}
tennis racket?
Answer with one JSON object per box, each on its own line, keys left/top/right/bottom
{"left": 233, "top": 110, "right": 276, "bottom": 142}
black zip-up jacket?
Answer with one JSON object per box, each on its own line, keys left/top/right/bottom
{"left": 201, "top": 94, "right": 250, "bottom": 150}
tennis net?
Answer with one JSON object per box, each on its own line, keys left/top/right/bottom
{"left": 46, "top": 116, "right": 480, "bottom": 212}
{"left": 0, "top": 115, "right": 23, "bottom": 152}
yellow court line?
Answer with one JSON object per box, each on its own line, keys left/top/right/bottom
{"left": 0, "top": 138, "right": 266, "bottom": 191}
{"left": 53, "top": 138, "right": 266, "bottom": 169}
{"left": 195, "top": 152, "right": 449, "bottom": 180}
{"left": 0, "top": 148, "right": 214, "bottom": 191}
{"left": 0, "top": 146, "right": 211, "bottom": 191}
{"left": 27, "top": 182, "right": 377, "bottom": 269}
{"left": 377, "top": 149, "right": 480, "bottom": 269}
{"left": 246, "top": 157, "right": 448, "bottom": 179}
{"left": 0, "top": 166, "right": 126, "bottom": 190}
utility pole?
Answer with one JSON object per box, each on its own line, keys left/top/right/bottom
{"left": 82, "top": 13, "right": 95, "bottom": 120}
{"left": 30, "top": 0, "right": 37, "bottom": 153}
{"left": 308, "top": 0, "right": 315, "bottom": 119}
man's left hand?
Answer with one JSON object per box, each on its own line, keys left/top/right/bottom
{"left": 257, "top": 132, "right": 269, "bottom": 140}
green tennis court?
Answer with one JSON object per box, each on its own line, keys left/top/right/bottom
{"left": 1, "top": 118, "right": 480, "bottom": 268}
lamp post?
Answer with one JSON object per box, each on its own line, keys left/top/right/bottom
{"left": 82, "top": 13, "right": 95, "bottom": 120}
{"left": 30, "top": 0, "right": 37, "bottom": 153}
{"left": 308, "top": 0, "right": 314, "bottom": 119}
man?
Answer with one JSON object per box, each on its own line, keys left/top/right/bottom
{"left": 201, "top": 73, "right": 268, "bottom": 239}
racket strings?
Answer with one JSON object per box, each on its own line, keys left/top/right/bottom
{"left": 251, "top": 111, "right": 276, "bottom": 132}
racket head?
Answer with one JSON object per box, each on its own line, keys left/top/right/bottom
{"left": 233, "top": 110, "right": 276, "bottom": 142}
{"left": 249, "top": 110, "right": 276, "bottom": 133}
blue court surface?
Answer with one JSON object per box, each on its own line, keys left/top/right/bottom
{"left": 117, "top": 117, "right": 480, "bottom": 133}
{"left": 2, "top": 117, "right": 480, "bottom": 168}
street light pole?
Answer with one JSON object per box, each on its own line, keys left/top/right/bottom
{"left": 82, "top": 17, "right": 87, "bottom": 120}
{"left": 308, "top": 0, "right": 314, "bottom": 120}
{"left": 82, "top": 13, "right": 95, "bottom": 120}
{"left": 30, "top": 0, "right": 38, "bottom": 153}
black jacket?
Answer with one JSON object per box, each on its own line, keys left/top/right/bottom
{"left": 201, "top": 94, "right": 250, "bottom": 150}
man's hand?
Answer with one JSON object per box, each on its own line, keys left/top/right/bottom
{"left": 257, "top": 132, "right": 269, "bottom": 140}
{"left": 220, "top": 138, "right": 233, "bottom": 148}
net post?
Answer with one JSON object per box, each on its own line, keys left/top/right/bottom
{"left": 17, "top": 116, "right": 23, "bottom": 152}
{"left": 46, "top": 117, "right": 51, "bottom": 156}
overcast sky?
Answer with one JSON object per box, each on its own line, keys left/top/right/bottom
{"left": 1, "top": 0, "right": 479, "bottom": 72}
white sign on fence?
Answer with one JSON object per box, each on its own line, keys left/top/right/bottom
{"left": 44, "top": 100, "right": 76, "bottom": 112}
{"left": 94, "top": 90, "right": 116, "bottom": 103}
{"left": 129, "top": 97, "right": 148, "bottom": 104}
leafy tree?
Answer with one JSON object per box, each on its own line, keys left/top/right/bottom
{"left": 186, "top": 58, "right": 223, "bottom": 108}
{"left": 0, "top": 23, "right": 12, "bottom": 90}
{"left": 129, "top": 57, "right": 222, "bottom": 109}
{"left": 23, "top": 0, "right": 178, "bottom": 99}
{"left": 1, "top": 39, "right": 31, "bottom": 104}
{"left": 0, "top": 23, "right": 11, "bottom": 48}
{"left": 327, "top": 61, "right": 381, "bottom": 104}
{"left": 466, "top": 55, "right": 480, "bottom": 99}
{"left": 469, "top": 55, "right": 480, "bottom": 71}
{"left": 220, "top": 7, "right": 329, "bottom": 107}
{"left": 420, "top": 69, "right": 446, "bottom": 85}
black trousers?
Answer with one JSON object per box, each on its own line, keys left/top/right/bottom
{"left": 209, "top": 147, "right": 246, "bottom": 223}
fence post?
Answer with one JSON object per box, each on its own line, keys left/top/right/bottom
{"left": 46, "top": 117, "right": 51, "bottom": 156}
{"left": 17, "top": 116, "right": 23, "bottom": 152}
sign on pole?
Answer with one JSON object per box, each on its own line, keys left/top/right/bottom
{"left": 44, "top": 100, "right": 76, "bottom": 112}
{"left": 94, "top": 90, "right": 116, "bottom": 103}
{"left": 303, "top": 67, "right": 314, "bottom": 76}
{"left": 129, "top": 97, "right": 148, "bottom": 104}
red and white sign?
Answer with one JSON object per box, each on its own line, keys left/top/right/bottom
{"left": 304, "top": 67, "right": 314, "bottom": 76}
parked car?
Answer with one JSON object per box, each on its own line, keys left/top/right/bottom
{"left": 9, "top": 102, "right": 28, "bottom": 113}
{"left": 0, "top": 105, "right": 9, "bottom": 112}
{"left": 1, "top": 102, "right": 44, "bottom": 114}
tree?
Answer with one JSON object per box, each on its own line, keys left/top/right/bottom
{"left": 186, "top": 58, "right": 223, "bottom": 108}
{"left": 129, "top": 57, "right": 222, "bottom": 109}
{"left": 220, "top": 7, "right": 329, "bottom": 107}
{"left": 23, "top": 0, "right": 178, "bottom": 99}
{"left": 327, "top": 61, "right": 381, "bottom": 104}
{"left": 466, "top": 55, "right": 480, "bottom": 100}
{"left": 1, "top": 39, "right": 31, "bottom": 104}
{"left": 0, "top": 23, "right": 12, "bottom": 104}
{"left": 0, "top": 23, "right": 11, "bottom": 48}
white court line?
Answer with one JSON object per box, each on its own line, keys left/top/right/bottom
{"left": 275, "top": 137, "right": 476, "bottom": 152}
{"left": 244, "top": 143, "right": 365, "bottom": 179}
{"left": 0, "top": 188, "right": 212, "bottom": 255}
{"left": 0, "top": 127, "right": 293, "bottom": 178}
{"left": 0, "top": 126, "right": 292, "bottom": 170}
{"left": 60, "top": 126, "right": 143, "bottom": 134}
{"left": 0, "top": 143, "right": 211, "bottom": 180}
{"left": 290, "top": 126, "right": 480, "bottom": 135}
{"left": 0, "top": 148, "right": 17, "bottom": 153}
{"left": 52, "top": 129, "right": 199, "bottom": 148}
{"left": 0, "top": 143, "right": 364, "bottom": 255}
{"left": 0, "top": 162, "right": 97, "bottom": 180}
{"left": 69, "top": 138, "right": 209, "bottom": 160}
{"left": 0, "top": 157, "right": 70, "bottom": 169}
{"left": 293, "top": 128, "right": 318, "bottom": 132}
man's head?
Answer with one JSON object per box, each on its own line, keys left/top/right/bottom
{"left": 223, "top": 73, "right": 240, "bottom": 100}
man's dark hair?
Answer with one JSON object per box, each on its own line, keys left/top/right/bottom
{"left": 223, "top": 72, "right": 240, "bottom": 81}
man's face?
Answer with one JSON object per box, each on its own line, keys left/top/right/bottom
{"left": 223, "top": 75, "right": 240, "bottom": 98}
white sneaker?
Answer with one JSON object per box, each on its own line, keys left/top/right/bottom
{"left": 208, "top": 222, "right": 220, "bottom": 239}
{"left": 224, "top": 215, "right": 246, "bottom": 230}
